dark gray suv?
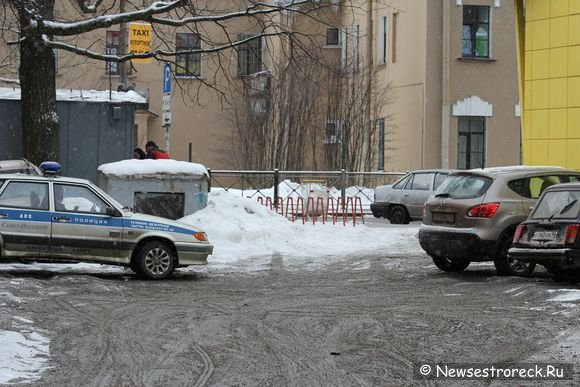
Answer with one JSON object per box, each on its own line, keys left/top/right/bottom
{"left": 419, "top": 166, "right": 580, "bottom": 276}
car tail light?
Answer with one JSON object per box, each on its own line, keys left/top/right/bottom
{"left": 513, "top": 224, "right": 527, "bottom": 244}
{"left": 565, "top": 224, "right": 580, "bottom": 245}
{"left": 194, "top": 232, "right": 207, "bottom": 242}
{"left": 466, "top": 202, "right": 500, "bottom": 218}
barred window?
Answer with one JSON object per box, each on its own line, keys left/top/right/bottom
{"left": 176, "top": 33, "right": 202, "bottom": 76}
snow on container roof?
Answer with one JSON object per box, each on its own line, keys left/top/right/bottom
{"left": 0, "top": 87, "right": 146, "bottom": 104}
{"left": 98, "top": 159, "right": 208, "bottom": 177}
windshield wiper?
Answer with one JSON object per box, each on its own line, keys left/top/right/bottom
{"left": 548, "top": 199, "right": 578, "bottom": 220}
{"left": 435, "top": 193, "right": 450, "bottom": 198}
{"left": 559, "top": 199, "right": 577, "bottom": 215}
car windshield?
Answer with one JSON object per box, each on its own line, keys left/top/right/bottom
{"left": 434, "top": 174, "right": 492, "bottom": 199}
{"left": 531, "top": 190, "right": 580, "bottom": 220}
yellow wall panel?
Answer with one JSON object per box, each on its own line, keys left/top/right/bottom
{"left": 532, "top": 79, "right": 550, "bottom": 109}
{"left": 548, "top": 140, "right": 567, "bottom": 166}
{"left": 566, "top": 140, "right": 580, "bottom": 170}
{"left": 549, "top": 47, "right": 568, "bottom": 78}
{"left": 550, "top": 78, "right": 568, "bottom": 108}
{"left": 570, "top": 14, "right": 580, "bottom": 46}
{"left": 551, "top": 0, "right": 569, "bottom": 18}
{"left": 525, "top": 20, "right": 533, "bottom": 52}
{"left": 523, "top": 140, "right": 531, "bottom": 164}
{"left": 524, "top": 112, "right": 532, "bottom": 141}
{"left": 569, "top": 45, "right": 580, "bottom": 76}
{"left": 525, "top": 51, "right": 533, "bottom": 80}
{"left": 531, "top": 49, "right": 550, "bottom": 79}
{"left": 568, "top": 108, "right": 580, "bottom": 138}
{"left": 525, "top": 80, "right": 533, "bottom": 110}
{"left": 550, "top": 16, "right": 569, "bottom": 47}
{"left": 571, "top": 0, "right": 580, "bottom": 14}
{"left": 569, "top": 77, "right": 580, "bottom": 107}
{"left": 532, "top": 19, "right": 551, "bottom": 50}
{"left": 526, "top": 0, "right": 536, "bottom": 21}
{"left": 549, "top": 108, "right": 567, "bottom": 138}
{"left": 530, "top": 139, "right": 549, "bottom": 165}
{"left": 531, "top": 109, "right": 549, "bottom": 139}
{"left": 532, "top": 0, "right": 550, "bottom": 20}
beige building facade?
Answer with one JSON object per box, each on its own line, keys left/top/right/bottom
{"left": 0, "top": 1, "right": 521, "bottom": 171}
{"left": 348, "top": 0, "right": 522, "bottom": 171}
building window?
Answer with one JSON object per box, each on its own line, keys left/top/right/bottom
{"left": 378, "top": 16, "right": 388, "bottom": 65}
{"left": 462, "top": 6, "right": 490, "bottom": 58}
{"left": 392, "top": 12, "right": 398, "bottom": 63}
{"left": 457, "top": 116, "right": 485, "bottom": 169}
{"left": 353, "top": 24, "right": 360, "bottom": 72}
{"left": 324, "top": 121, "right": 342, "bottom": 144}
{"left": 340, "top": 28, "right": 348, "bottom": 71}
{"left": 326, "top": 27, "right": 340, "bottom": 46}
{"left": 176, "top": 33, "right": 201, "bottom": 76}
{"left": 237, "top": 34, "right": 263, "bottom": 76}
{"left": 106, "top": 30, "right": 119, "bottom": 75}
{"left": 377, "top": 118, "right": 385, "bottom": 170}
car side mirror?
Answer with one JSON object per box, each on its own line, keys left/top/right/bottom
{"left": 529, "top": 206, "right": 534, "bottom": 212}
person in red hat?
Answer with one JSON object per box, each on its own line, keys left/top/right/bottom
{"left": 145, "top": 141, "right": 169, "bottom": 159}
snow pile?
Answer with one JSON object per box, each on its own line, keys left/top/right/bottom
{"left": 98, "top": 159, "right": 208, "bottom": 177}
{"left": 181, "top": 189, "right": 422, "bottom": 266}
{"left": 0, "top": 87, "right": 146, "bottom": 104}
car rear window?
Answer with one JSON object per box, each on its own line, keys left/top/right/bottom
{"left": 531, "top": 190, "right": 580, "bottom": 220}
{"left": 434, "top": 174, "right": 492, "bottom": 199}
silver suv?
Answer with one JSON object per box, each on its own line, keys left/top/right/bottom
{"left": 419, "top": 166, "right": 580, "bottom": 276}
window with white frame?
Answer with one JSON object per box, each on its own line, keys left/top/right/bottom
{"left": 176, "top": 32, "right": 201, "bottom": 76}
{"left": 377, "top": 118, "right": 385, "bottom": 170}
{"left": 378, "top": 16, "right": 388, "bottom": 65}
{"left": 462, "top": 5, "right": 490, "bottom": 58}
{"left": 324, "top": 121, "right": 342, "bottom": 144}
{"left": 353, "top": 24, "right": 360, "bottom": 71}
{"left": 340, "top": 28, "right": 348, "bottom": 71}
{"left": 457, "top": 116, "right": 486, "bottom": 169}
{"left": 237, "top": 34, "right": 263, "bottom": 76}
{"left": 326, "top": 27, "right": 340, "bottom": 46}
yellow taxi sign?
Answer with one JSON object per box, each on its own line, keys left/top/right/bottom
{"left": 129, "top": 23, "right": 152, "bottom": 63}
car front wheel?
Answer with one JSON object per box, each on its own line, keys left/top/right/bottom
{"left": 134, "top": 241, "right": 175, "bottom": 280}
{"left": 431, "top": 255, "right": 470, "bottom": 272}
{"left": 389, "top": 205, "right": 410, "bottom": 224}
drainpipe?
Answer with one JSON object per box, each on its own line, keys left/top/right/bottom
{"left": 441, "top": 0, "right": 451, "bottom": 168}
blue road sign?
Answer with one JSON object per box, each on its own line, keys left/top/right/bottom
{"left": 163, "top": 63, "right": 172, "bottom": 94}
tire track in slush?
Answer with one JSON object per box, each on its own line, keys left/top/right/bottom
{"left": 51, "top": 297, "right": 216, "bottom": 386}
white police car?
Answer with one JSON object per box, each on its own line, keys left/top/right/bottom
{"left": 0, "top": 162, "right": 213, "bottom": 279}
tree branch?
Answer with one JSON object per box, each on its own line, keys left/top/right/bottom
{"left": 31, "top": 0, "right": 317, "bottom": 36}
{"left": 43, "top": 31, "right": 291, "bottom": 62}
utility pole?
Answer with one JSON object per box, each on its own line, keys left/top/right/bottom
{"left": 365, "top": 0, "right": 373, "bottom": 171}
{"left": 119, "top": 0, "right": 128, "bottom": 88}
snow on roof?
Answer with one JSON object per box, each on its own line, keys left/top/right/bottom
{"left": 98, "top": 159, "right": 208, "bottom": 177}
{"left": 0, "top": 87, "right": 146, "bottom": 104}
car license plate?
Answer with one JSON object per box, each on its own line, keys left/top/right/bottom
{"left": 432, "top": 212, "right": 455, "bottom": 224}
{"left": 532, "top": 230, "right": 558, "bottom": 241}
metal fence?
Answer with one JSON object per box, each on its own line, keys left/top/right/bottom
{"left": 207, "top": 169, "right": 406, "bottom": 214}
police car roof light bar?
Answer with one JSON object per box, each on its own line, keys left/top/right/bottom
{"left": 39, "top": 161, "right": 62, "bottom": 176}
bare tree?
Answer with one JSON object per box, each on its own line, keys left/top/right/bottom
{"left": 222, "top": 26, "right": 396, "bottom": 172}
{"left": 0, "top": 0, "right": 338, "bottom": 165}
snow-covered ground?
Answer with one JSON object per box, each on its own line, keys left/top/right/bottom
{"left": 1, "top": 188, "right": 579, "bottom": 384}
